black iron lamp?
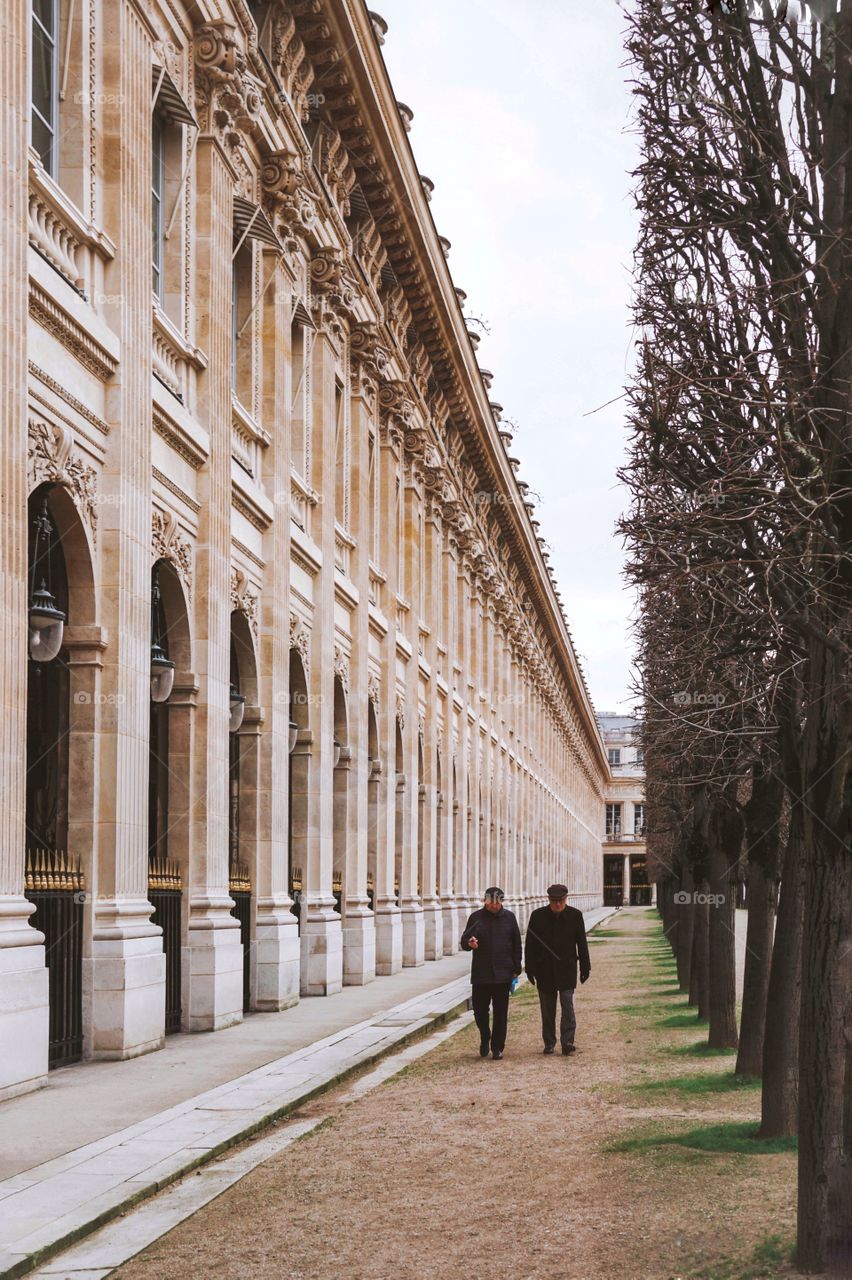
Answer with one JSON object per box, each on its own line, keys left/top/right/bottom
{"left": 229, "top": 684, "right": 246, "bottom": 733}
{"left": 28, "top": 499, "right": 66, "bottom": 663}
{"left": 150, "top": 568, "right": 175, "bottom": 703}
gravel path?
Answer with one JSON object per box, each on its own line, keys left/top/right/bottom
{"left": 114, "top": 911, "right": 801, "bottom": 1280}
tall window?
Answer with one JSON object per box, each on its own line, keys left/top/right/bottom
{"left": 152, "top": 114, "right": 165, "bottom": 299}
{"left": 395, "top": 473, "right": 403, "bottom": 598}
{"left": 605, "top": 802, "right": 622, "bottom": 836}
{"left": 31, "top": 0, "right": 59, "bottom": 175}
{"left": 290, "top": 317, "right": 307, "bottom": 477}
{"left": 608, "top": 747, "right": 621, "bottom": 766}
{"left": 634, "top": 803, "right": 646, "bottom": 835}
{"left": 231, "top": 244, "right": 252, "bottom": 400}
{"left": 334, "top": 378, "right": 346, "bottom": 527}
{"left": 367, "top": 429, "right": 377, "bottom": 561}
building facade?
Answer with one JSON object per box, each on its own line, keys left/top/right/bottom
{"left": 598, "top": 714, "right": 650, "bottom": 907}
{"left": 1, "top": 0, "right": 608, "bottom": 1100}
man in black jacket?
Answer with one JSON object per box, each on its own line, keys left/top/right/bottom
{"left": 525, "top": 884, "right": 591, "bottom": 1055}
{"left": 460, "top": 887, "right": 522, "bottom": 1060}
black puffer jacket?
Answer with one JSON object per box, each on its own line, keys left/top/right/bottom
{"left": 460, "top": 907, "right": 522, "bottom": 984}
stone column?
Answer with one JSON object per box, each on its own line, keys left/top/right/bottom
{"left": 399, "top": 466, "right": 424, "bottom": 967}
{"left": 299, "top": 309, "right": 342, "bottom": 996}
{"left": 342, "top": 356, "right": 376, "bottom": 985}
{"left": 0, "top": 0, "right": 50, "bottom": 1099}
{"left": 623, "top": 852, "right": 631, "bottom": 906}
{"left": 254, "top": 257, "right": 300, "bottom": 1010}
{"left": 373, "top": 418, "right": 402, "bottom": 973}
{"left": 184, "top": 124, "right": 243, "bottom": 1031}
{"left": 440, "top": 536, "right": 461, "bottom": 950}
{"left": 90, "top": 1, "right": 166, "bottom": 1058}
{"left": 418, "top": 492, "right": 442, "bottom": 959}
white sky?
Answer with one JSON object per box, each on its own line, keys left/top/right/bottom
{"left": 377, "top": 0, "right": 639, "bottom": 714}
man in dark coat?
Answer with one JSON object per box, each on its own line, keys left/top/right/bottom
{"left": 525, "top": 884, "right": 591, "bottom": 1055}
{"left": 460, "top": 887, "right": 522, "bottom": 1060}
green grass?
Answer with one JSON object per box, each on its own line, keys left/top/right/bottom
{"left": 657, "top": 1011, "right": 709, "bottom": 1028}
{"left": 688, "top": 1231, "right": 797, "bottom": 1279}
{"left": 631, "top": 1071, "right": 761, "bottom": 1099}
{"left": 669, "top": 1040, "right": 738, "bottom": 1058}
{"left": 608, "top": 1121, "right": 797, "bottom": 1157}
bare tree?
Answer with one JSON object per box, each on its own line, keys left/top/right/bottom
{"left": 623, "top": 1, "right": 852, "bottom": 1267}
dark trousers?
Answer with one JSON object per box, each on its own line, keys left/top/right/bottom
{"left": 537, "top": 987, "right": 576, "bottom": 1049}
{"left": 471, "top": 982, "right": 512, "bottom": 1053}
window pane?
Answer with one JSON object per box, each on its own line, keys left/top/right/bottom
{"left": 31, "top": 112, "right": 53, "bottom": 172}
{"left": 31, "top": 17, "right": 56, "bottom": 172}
{"left": 33, "top": 0, "right": 56, "bottom": 33}
{"left": 152, "top": 117, "right": 164, "bottom": 299}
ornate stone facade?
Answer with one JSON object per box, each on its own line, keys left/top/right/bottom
{"left": 0, "top": 0, "right": 609, "bottom": 1099}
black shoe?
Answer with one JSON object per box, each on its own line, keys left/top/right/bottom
{"left": 543, "top": 1046, "right": 555, "bottom": 1055}
{"left": 479, "top": 1039, "right": 490, "bottom": 1058}
{"left": 562, "top": 1044, "right": 577, "bottom": 1055}
{"left": 492, "top": 1050, "right": 504, "bottom": 1060}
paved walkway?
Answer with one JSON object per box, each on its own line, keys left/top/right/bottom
{"left": 0, "top": 907, "right": 617, "bottom": 1280}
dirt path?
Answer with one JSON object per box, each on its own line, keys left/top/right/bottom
{"left": 115, "top": 911, "right": 801, "bottom": 1280}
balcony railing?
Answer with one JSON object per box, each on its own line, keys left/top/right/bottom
{"left": 603, "top": 830, "right": 647, "bottom": 843}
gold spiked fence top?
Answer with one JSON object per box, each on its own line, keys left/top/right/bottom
{"left": 290, "top": 865, "right": 303, "bottom": 894}
{"left": 148, "top": 854, "right": 182, "bottom": 891}
{"left": 229, "top": 861, "right": 251, "bottom": 893}
{"left": 332, "top": 870, "right": 342, "bottom": 895}
{"left": 25, "top": 847, "right": 85, "bottom": 892}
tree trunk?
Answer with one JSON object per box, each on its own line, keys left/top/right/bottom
{"left": 760, "top": 805, "right": 804, "bottom": 1138}
{"left": 736, "top": 857, "right": 776, "bottom": 1076}
{"left": 797, "top": 818, "right": 852, "bottom": 1273}
{"left": 675, "top": 866, "right": 694, "bottom": 992}
{"left": 691, "top": 883, "right": 709, "bottom": 1020}
{"left": 707, "top": 843, "right": 738, "bottom": 1049}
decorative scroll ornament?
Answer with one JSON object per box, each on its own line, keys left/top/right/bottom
{"left": 310, "top": 248, "right": 358, "bottom": 333}
{"left": 422, "top": 445, "right": 445, "bottom": 492}
{"left": 310, "top": 120, "right": 356, "bottom": 218}
{"left": 333, "top": 643, "right": 349, "bottom": 692}
{"left": 395, "top": 693, "right": 406, "bottom": 729}
{"left": 350, "top": 324, "right": 389, "bottom": 377}
{"left": 289, "top": 612, "right": 310, "bottom": 675}
{"left": 152, "top": 508, "right": 193, "bottom": 599}
{"left": 268, "top": 11, "right": 316, "bottom": 121}
{"left": 351, "top": 215, "right": 387, "bottom": 294}
{"left": 382, "top": 283, "right": 411, "bottom": 349}
{"left": 367, "top": 672, "right": 381, "bottom": 709}
{"left": 230, "top": 566, "right": 259, "bottom": 636}
{"left": 194, "top": 22, "right": 263, "bottom": 147}
{"left": 261, "top": 149, "right": 318, "bottom": 246}
{"left": 28, "top": 417, "right": 98, "bottom": 543}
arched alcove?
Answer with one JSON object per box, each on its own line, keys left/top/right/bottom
{"left": 288, "top": 648, "right": 310, "bottom": 927}
{"left": 25, "top": 481, "right": 96, "bottom": 1067}
{"left": 332, "top": 675, "right": 349, "bottom": 915}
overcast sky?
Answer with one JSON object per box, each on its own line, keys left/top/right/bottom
{"left": 378, "top": 0, "right": 639, "bottom": 715}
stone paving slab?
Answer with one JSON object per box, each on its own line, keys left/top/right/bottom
{"left": 0, "top": 905, "right": 618, "bottom": 1280}
{"left": 0, "top": 974, "right": 473, "bottom": 1280}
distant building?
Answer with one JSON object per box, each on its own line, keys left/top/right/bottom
{"left": 597, "top": 715, "right": 651, "bottom": 907}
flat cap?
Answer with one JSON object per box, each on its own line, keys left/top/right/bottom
{"left": 547, "top": 884, "right": 569, "bottom": 900}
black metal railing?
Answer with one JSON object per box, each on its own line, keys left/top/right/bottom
{"left": 229, "top": 863, "right": 251, "bottom": 1014}
{"left": 25, "top": 848, "right": 84, "bottom": 1068}
{"left": 149, "top": 856, "right": 182, "bottom": 1035}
